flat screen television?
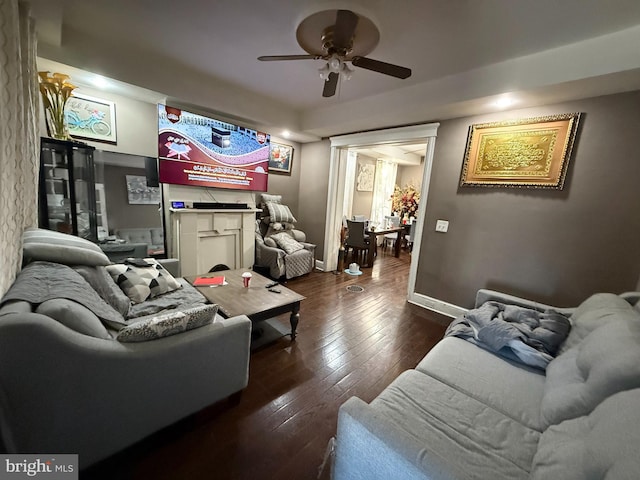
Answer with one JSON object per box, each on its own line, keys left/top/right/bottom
{"left": 157, "top": 104, "right": 270, "bottom": 191}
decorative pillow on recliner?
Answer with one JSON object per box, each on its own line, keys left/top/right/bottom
{"left": 270, "top": 232, "right": 305, "bottom": 254}
{"left": 106, "top": 258, "right": 182, "bottom": 304}
{"left": 260, "top": 194, "right": 282, "bottom": 206}
{"left": 266, "top": 202, "right": 297, "bottom": 224}
{"left": 116, "top": 304, "right": 219, "bottom": 342}
{"left": 264, "top": 237, "right": 278, "bottom": 248}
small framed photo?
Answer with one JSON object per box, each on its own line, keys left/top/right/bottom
{"left": 269, "top": 142, "right": 293, "bottom": 175}
{"left": 65, "top": 93, "right": 117, "bottom": 144}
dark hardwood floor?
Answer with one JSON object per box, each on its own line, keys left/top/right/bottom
{"left": 83, "top": 249, "right": 450, "bottom": 480}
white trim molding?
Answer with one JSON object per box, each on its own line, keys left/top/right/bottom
{"left": 408, "top": 293, "right": 467, "bottom": 320}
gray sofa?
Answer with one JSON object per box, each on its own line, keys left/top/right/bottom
{"left": 334, "top": 289, "right": 640, "bottom": 479}
{"left": 0, "top": 229, "right": 251, "bottom": 468}
{"left": 115, "top": 227, "right": 165, "bottom": 255}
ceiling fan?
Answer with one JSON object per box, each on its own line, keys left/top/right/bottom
{"left": 258, "top": 9, "right": 412, "bottom": 98}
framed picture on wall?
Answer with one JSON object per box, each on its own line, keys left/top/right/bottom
{"left": 459, "top": 113, "right": 581, "bottom": 189}
{"left": 65, "top": 93, "right": 117, "bottom": 144}
{"left": 269, "top": 142, "right": 293, "bottom": 174}
{"left": 126, "top": 175, "right": 160, "bottom": 204}
{"left": 356, "top": 163, "right": 375, "bottom": 191}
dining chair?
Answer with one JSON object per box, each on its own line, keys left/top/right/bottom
{"left": 383, "top": 215, "right": 401, "bottom": 251}
{"left": 345, "top": 220, "right": 370, "bottom": 265}
{"left": 405, "top": 220, "right": 417, "bottom": 252}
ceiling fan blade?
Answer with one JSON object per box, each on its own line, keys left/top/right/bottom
{"left": 351, "top": 56, "right": 412, "bottom": 79}
{"left": 257, "top": 55, "right": 319, "bottom": 61}
{"left": 322, "top": 72, "right": 339, "bottom": 97}
{"left": 333, "top": 10, "right": 359, "bottom": 50}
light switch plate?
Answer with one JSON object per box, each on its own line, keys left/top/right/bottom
{"left": 435, "top": 220, "right": 449, "bottom": 233}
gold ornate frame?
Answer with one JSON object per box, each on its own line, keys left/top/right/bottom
{"left": 459, "top": 113, "right": 581, "bottom": 189}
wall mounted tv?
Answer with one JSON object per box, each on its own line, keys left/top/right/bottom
{"left": 157, "top": 104, "right": 270, "bottom": 191}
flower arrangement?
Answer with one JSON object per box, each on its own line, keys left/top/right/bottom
{"left": 38, "top": 71, "right": 76, "bottom": 140}
{"left": 391, "top": 183, "right": 420, "bottom": 218}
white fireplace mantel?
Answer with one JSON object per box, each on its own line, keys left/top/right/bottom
{"left": 169, "top": 208, "right": 260, "bottom": 277}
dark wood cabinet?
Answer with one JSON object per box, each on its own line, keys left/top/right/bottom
{"left": 38, "top": 137, "right": 98, "bottom": 242}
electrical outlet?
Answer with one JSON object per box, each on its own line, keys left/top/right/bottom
{"left": 435, "top": 220, "right": 449, "bottom": 233}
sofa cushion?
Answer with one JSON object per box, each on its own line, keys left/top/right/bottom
{"left": 266, "top": 202, "right": 296, "bottom": 224}
{"left": 559, "top": 293, "right": 638, "bottom": 353}
{"left": 116, "top": 304, "right": 218, "bottom": 342}
{"left": 531, "top": 388, "right": 640, "bottom": 480}
{"left": 370, "top": 370, "right": 539, "bottom": 479}
{"left": 540, "top": 314, "right": 640, "bottom": 428}
{"left": 22, "top": 228, "right": 110, "bottom": 266}
{"left": 36, "top": 299, "right": 111, "bottom": 339}
{"left": 73, "top": 265, "right": 131, "bottom": 317}
{"left": 106, "top": 259, "right": 181, "bottom": 304}
{"left": 416, "top": 336, "right": 546, "bottom": 431}
{"left": 270, "top": 232, "right": 304, "bottom": 254}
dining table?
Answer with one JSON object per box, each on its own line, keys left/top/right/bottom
{"left": 363, "top": 226, "right": 405, "bottom": 267}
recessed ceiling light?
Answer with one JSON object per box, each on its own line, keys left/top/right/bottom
{"left": 282, "top": 130, "right": 290, "bottom": 138}
{"left": 491, "top": 96, "right": 517, "bottom": 109}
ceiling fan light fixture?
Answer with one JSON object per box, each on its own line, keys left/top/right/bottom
{"left": 341, "top": 63, "right": 354, "bottom": 81}
{"left": 318, "top": 64, "right": 330, "bottom": 80}
{"left": 328, "top": 55, "right": 341, "bottom": 72}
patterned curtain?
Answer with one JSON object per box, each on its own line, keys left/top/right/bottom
{"left": 0, "top": 0, "right": 39, "bottom": 297}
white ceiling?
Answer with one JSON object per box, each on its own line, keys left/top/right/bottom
{"left": 30, "top": 0, "right": 640, "bottom": 142}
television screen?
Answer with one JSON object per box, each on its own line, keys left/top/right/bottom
{"left": 157, "top": 105, "right": 270, "bottom": 191}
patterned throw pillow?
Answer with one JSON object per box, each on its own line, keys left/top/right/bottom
{"left": 266, "top": 202, "right": 297, "bottom": 224}
{"left": 116, "top": 304, "right": 219, "bottom": 342}
{"left": 270, "top": 232, "right": 305, "bottom": 254}
{"left": 106, "top": 258, "right": 182, "bottom": 304}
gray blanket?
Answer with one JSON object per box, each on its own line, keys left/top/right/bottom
{"left": 1, "top": 261, "right": 125, "bottom": 325}
{"left": 445, "top": 301, "right": 571, "bottom": 370}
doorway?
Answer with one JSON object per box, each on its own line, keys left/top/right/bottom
{"left": 323, "top": 123, "right": 439, "bottom": 302}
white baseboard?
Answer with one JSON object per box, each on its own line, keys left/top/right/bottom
{"left": 315, "top": 259, "right": 325, "bottom": 271}
{"left": 408, "top": 292, "right": 467, "bottom": 319}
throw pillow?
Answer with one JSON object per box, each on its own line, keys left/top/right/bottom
{"left": 73, "top": 265, "right": 131, "bottom": 317}
{"left": 106, "top": 258, "right": 182, "bottom": 304}
{"left": 264, "top": 237, "right": 278, "bottom": 248}
{"left": 260, "top": 194, "right": 282, "bottom": 206}
{"left": 22, "top": 228, "right": 110, "bottom": 266}
{"left": 116, "top": 304, "right": 219, "bottom": 342}
{"left": 270, "top": 232, "right": 305, "bottom": 254}
{"left": 36, "top": 298, "right": 112, "bottom": 339}
{"left": 266, "top": 202, "right": 297, "bottom": 224}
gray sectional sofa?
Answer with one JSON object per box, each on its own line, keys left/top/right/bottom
{"left": 0, "top": 229, "right": 251, "bottom": 468}
{"left": 334, "top": 289, "right": 640, "bottom": 479}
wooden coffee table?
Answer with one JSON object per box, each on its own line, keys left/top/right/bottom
{"left": 186, "top": 269, "right": 305, "bottom": 340}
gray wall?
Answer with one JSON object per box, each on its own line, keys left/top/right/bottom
{"left": 415, "top": 90, "right": 640, "bottom": 308}
{"left": 298, "top": 139, "right": 332, "bottom": 259}
{"left": 397, "top": 162, "right": 424, "bottom": 190}
{"left": 104, "top": 165, "right": 162, "bottom": 234}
